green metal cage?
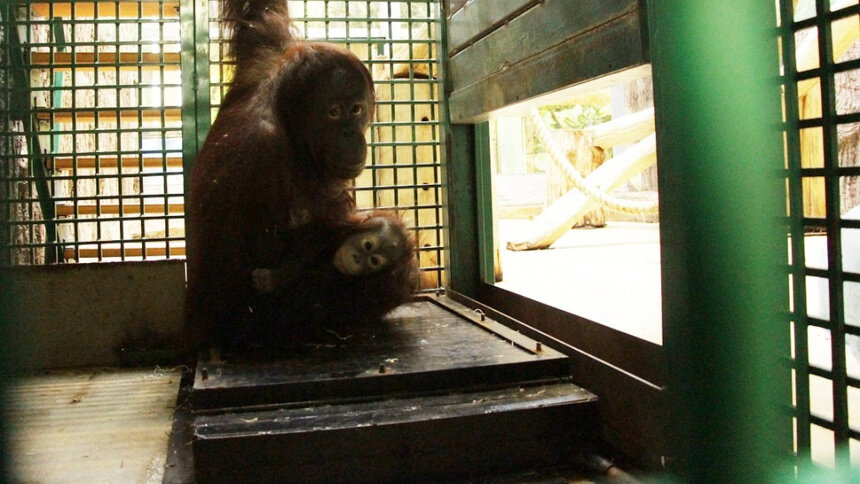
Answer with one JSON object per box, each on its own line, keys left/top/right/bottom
{"left": 1, "top": 0, "right": 445, "bottom": 289}
{"left": 780, "top": 0, "right": 860, "bottom": 471}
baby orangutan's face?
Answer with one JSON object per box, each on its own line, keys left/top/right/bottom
{"left": 333, "top": 218, "right": 404, "bottom": 276}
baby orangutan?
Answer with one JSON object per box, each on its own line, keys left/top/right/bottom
{"left": 250, "top": 212, "right": 419, "bottom": 345}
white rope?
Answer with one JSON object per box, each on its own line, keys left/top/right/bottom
{"left": 528, "top": 109, "right": 659, "bottom": 216}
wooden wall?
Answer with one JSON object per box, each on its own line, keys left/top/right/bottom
{"left": 443, "top": 0, "right": 649, "bottom": 123}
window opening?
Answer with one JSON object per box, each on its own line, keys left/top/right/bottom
{"left": 487, "top": 66, "right": 661, "bottom": 344}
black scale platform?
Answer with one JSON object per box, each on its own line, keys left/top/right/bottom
{"left": 190, "top": 295, "right": 598, "bottom": 483}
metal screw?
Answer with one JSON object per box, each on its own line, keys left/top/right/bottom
{"left": 535, "top": 342, "right": 543, "bottom": 352}
{"left": 379, "top": 364, "right": 386, "bottom": 374}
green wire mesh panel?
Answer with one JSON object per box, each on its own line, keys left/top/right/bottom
{"left": 208, "top": 0, "right": 445, "bottom": 290}
{"left": 1, "top": 1, "right": 184, "bottom": 264}
{"left": 780, "top": 0, "right": 860, "bottom": 471}
{"left": 2, "top": 0, "right": 445, "bottom": 290}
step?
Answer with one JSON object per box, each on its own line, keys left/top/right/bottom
{"left": 190, "top": 296, "right": 572, "bottom": 410}
{"left": 192, "top": 381, "right": 597, "bottom": 483}
{"left": 189, "top": 296, "right": 598, "bottom": 482}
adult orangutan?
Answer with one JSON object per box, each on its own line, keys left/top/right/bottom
{"left": 186, "top": 0, "right": 415, "bottom": 351}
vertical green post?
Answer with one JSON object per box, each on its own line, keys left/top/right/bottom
{"left": 180, "top": 0, "right": 211, "bottom": 250}
{"left": 648, "top": 2, "right": 791, "bottom": 481}
{"left": 474, "top": 122, "right": 495, "bottom": 285}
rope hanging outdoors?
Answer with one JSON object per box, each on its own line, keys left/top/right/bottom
{"left": 528, "top": 109, "right": 659, "bottom": 216}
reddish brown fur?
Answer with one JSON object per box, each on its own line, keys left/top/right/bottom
{"left": 185, "top": 1, "right": 415, "bottom": 351}
{"left": 253, "top": 211, "right": 420, "bottom": 346}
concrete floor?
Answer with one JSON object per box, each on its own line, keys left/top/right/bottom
{"left": 497, "top": 220, "right": 663, "bottom": 344}
{"left": 5, "top": 368, "right": 181, "bottom": 483}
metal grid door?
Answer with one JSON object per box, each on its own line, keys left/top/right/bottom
{"left": 1, "top": 1, "right": 185, "bottom": 264}
{"left": 780, "top": 0, "right": 860, "bottom": 471}
{"left": 1, "top": 1, "right": 445, "bottom": 290}
{"left": 207, "top": 0, "right": 446, "bottom": 290}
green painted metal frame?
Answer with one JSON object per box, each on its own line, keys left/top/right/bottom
{"left": 2, "top": 3, "right": 57, "bottom": 263}
{"left": 440, "top": 0, "right": 817, "bottom": 474}
{"left": 435, "top": 2, "right": 479, "bottom": 297}
{"left": 473, "top": 121, "right": 495, "bottom": 285}
{"left": 648, "top": 1, "right": 792, "bottom": 480}
{"left": 780, "top": 0, "right": 860, "bottom": 474}
{"left": 180, "top": 0, "right": 212, "bottom": 243}
{"left": 779, "top": 0, "right": 815, "bottom": 466}
{"left": 2, "top": 1, "right": 446, "bottom": 284}
{"left": 3, "top": 1, "right": 189, "bottom": 263}
{"left": 438, "top": 0, "right": 668, "bottom": 466}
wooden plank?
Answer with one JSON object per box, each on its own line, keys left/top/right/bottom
{"left": 449, "top": 12, "right": 647, "bottom": 123}
{"left": 55, "top": 202, "right": 184, "bottom": 217}
{"left": 0, "top": 260, "right": 186, "bottom": 369}
{"left": 49, "top": 155, "right": 183, "bottom": 171}
{"left": 35, "top": 107, "right": 181, "bottom": 124}
{"left": 448, "top": 0, "right": 638, "bottom": 93}
{"left": 29, "top": 2, "right": 179, "bottom": 19}
{"left": 30, "top": 51, "right": 181, "bottom": 67}
{"left": 506, "top": 133, "right": 656, "bottom": 250}
{"left": 446, "top": 0, "right": 540, "bottom": 54}
{"left": 63, "top": 246, "right": 186, "bottom": 260}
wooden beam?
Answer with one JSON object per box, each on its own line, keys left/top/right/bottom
{"left": 50, "top": 155, "right": 183, "bottom": 171}
{"left": 29, "top": 2, "right": 179, "bottom": 19}
{"left": 55, "top": 202, "right": 184, "bottom": 217}
{"left": 64, "top": 246, "right": 185, "bottom": 260}
{"left": 35, "top": 108, "right": 181, "bottom": 124}
{"left": 446, "top": 0, "right": 539, "bottom": 54}
{"left": 506, "top": 133, "right": 656, "bottom": 250}
{"left": 586, "top": 107, "right": 654, "bottom": 148}
{"left": 448, "top": 0, "right": 638, "bottom": 92}
{"left": 30, "top": 51, "right": 181, "bottom": 67}
{"left": 448, "top": 12, "right": 647, "bottom": 123}
{"left": 795, "top": 7, "right": 859, "bottom": 97}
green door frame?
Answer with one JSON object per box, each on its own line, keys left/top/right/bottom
{"left": 180, "top": 0, "right": 212, "bottom": 244}
{"left": 440, "top": 0, "right": 793, "bottom": 475}
{"left": 648, "top": 2, "right": 792, "bottom": 481}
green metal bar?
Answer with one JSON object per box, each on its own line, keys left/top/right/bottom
{"left": 815, "top": 0, "right": 849, "bottom": 469}
{"left": 474, "top": 121, "right": 494, "bottom": 285}
{"left": 6, "top": 3, "right": 58, "bottom": 264}
{"left": 436, "top": 2, "right": 479, "bottom": 297}
{"left": 777, "top": 0, "right": 813, "bottom": 465}
{"left": 50, "top": 17, "right": 65, "bottom": 172}
{"left": 180, "top": 0, "right": 210, "bottom": 250}
{"left": 648, "top": 2, "right": 792, "bottom": 481}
